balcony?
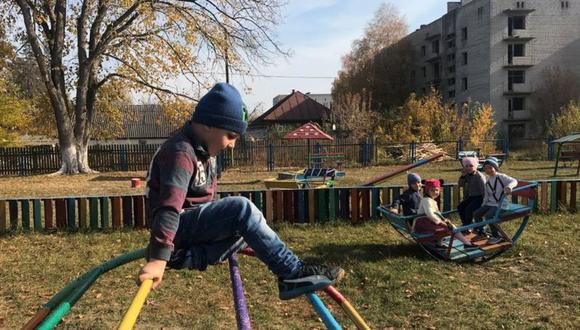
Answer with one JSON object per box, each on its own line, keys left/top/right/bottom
{"left": 507, "top": 110, "right": 532, "bottom": 121}
{"left": 503, "top": 29, "right": 534, "bottom": 42}
{"left": 503, "top": 55, "right": 535, "bottom": 68}
{"left": 425, "top": 52, "right": 441, "bottom": 62}
{"left": 503, "top": 8, "right": 535, "bottom": 15}
{"left": 504, "top": 82, "right": 533, "bottom": 95}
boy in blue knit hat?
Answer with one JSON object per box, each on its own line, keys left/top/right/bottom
{"left": 388, "top": 173, "right": 422, "bottom": 216}
{"left": 139, "top": 83, "right": 344, "bottom": 300}
{"left": 472, "top": 157, "right": 517, "bottom": 244}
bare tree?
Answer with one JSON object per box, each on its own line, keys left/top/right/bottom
{"left": 534, "top": 66, "right": 580, "bottom": 135}
{"left": 332, "top": 2, "right": 411, "bottom": 124}
{"left": 2, "top": 0, "right": 286, "bottom": 174}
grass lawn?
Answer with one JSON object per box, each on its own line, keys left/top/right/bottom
{"left": 1, "top": 213, "right": 578, "bottom": 329}
{"left": 0, "top": 160, "right": 577, "bottom": 199}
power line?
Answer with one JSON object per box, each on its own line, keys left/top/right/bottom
{"left": 195, "top": 71, "right": 335, "bottom": 79}
{"left": 241, "top": 73, "right": 335, "bottom": 79}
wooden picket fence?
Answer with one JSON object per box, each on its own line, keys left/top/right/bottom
{"left": 0, "top": 179, "right": 576, "bottom": 234}
{"left": 0, "top": 144, "right": 160, "bottom": 176}
{"left": 0, "top": 138, "right": 510, "bottom": 176}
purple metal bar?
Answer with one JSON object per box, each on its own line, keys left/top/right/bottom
{"left": 228, "top": 254, "right": 252, "bottom": 330}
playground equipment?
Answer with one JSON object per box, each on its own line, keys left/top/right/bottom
{"left": 363, "top": 152, "right": 444, "bottom": 186}
{"left": 264, "top": 168, "right": 345, "bottom": 189}
{"left": 24, "top": 248, "right": 370, "bottom": 330}
{"left": 550, "top": 133, "right": 580, "bottom": 176}
{"left": 378, "top": 181, "right": 538, "bottom": 262}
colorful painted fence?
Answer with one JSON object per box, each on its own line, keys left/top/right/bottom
{"left": 0, "top": 179, "right": 577, "bottom": 234}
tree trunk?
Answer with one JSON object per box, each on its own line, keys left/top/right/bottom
{"left": 56, "top": 135, "right": 93, "bottom": 174}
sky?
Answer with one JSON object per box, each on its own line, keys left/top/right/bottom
{"left": 221, "top": 0, "right": 450, "bottom": 115}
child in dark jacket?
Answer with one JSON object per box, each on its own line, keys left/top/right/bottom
{"left": 457, "top": 157, "right": 486, "bottom": 229}
{"left": 388, "top": 173, "right": 422, "bottom": 216}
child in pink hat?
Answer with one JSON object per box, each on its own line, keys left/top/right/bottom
{"left": 457, "top": 157, "right": 486, "bottom": 231}
{"left": 413, "top": 179, "right": 477, "bottom": 249}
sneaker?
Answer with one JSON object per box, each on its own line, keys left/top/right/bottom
{"left": 487, "top": 237, "right": 503, "bottom": 245}
{"left": 278, "top": 263, "right": 345, "bottom": 300}
{"left": 472, "top": 233, "right": 489, "bottom": 241}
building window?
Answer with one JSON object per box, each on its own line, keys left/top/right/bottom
{"left": 477, "top": 7, "right": 484, "bottom": 18}
{"left": 516, "top": 2, "right": 525, "bottom": 8}
{"left": 447, "top": 53, "right": 456, "bottom": 61}
{"left": 447, "top": 39, "right": 455, "bottom": 48}
{"left": 410, "top": 70, "right": 416, "bottom": 84}
{"left": 508, "top": 97, "right": 525, "bottom": 118}
{"left": 462, "top": 52, "right": 468, "bottom": 65}
{"left": 462, "top": 77, "right": 468, "bottom": 90}
{"left": 433, "top": 62, "right": 441, "bottom": 80}
{"left": 562, "top": 1, "right": 569, "bottom": 9}
{"left": 422, "top": 66, "right": 427, "bottom": 77}
{"left": 461, "top": 27, "right": 468, "bottom": 41}
{"left": 449, "top": 90, "right": 456, "bottom": 98}
{"left": 508, "top": 44, "right": 525, "bottom": 64}
{"left": 448, "top": 65, "right": 456, "bottom": 74}
{"left": 508, "top": 16, "right": 526, "bottom": 36}
{"left": 432, "top": 39, "right": 440, "bottom": 54}
{"left": 513, "top": 44, "right": 525, "bottom": 56}
{"left": 421, "top": 45, "right": 426, "bottom": 56}
{"left": 448, "top": 78, "right": 456, "bottom": 86}
{"left": 508, "top": 124, "right": 526, "bottom": 140}
{"left": 508, "top": 70, "right": 525, "bottom": 90}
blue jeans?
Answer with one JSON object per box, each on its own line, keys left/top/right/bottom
{"left": 170, "top": 196, "right": 301, "bottom": 278}
{"left": 473, "top": 205, "right": 500, "bottom": 237}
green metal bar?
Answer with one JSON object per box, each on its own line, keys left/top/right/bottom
{"left": 33, "top": 199, "right": 42, "bottom": 231}
{"left": 371, "top": 188, "right": 380, "bottom": 220}
{"left": 553, "top": 143, "right": 562, "bottom": 176}
{"left": 550, "top": 181, "right": 558, "bottom": 212}
{"left": 253, "top": 191, "right": 263, "bottom": 212}
{"left": 22, "top": 199, "right": 30, "bottom": 231}
{"left": 90, "top": 197, "right": 98, "bottom": 229}
{"left": 329, "top": 188, "right": 336, "bottom": 221}
{"left": 443, "top": 186, "right": 451, "bottom": 212}
{"left": 37, "top": 249, "right": 146, "bottom": 330}
{"left": 100, "top": 197, "right": 109, "bottom": 229}
{"left": 318, "top": 189, "right": 328, "bottom": 223}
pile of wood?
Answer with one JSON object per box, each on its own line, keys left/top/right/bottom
{"left": 413, "top": 143, "right": 454, "bottom": 161}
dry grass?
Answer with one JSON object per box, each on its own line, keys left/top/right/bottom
{"left": 1, "top": 214, "right": 578, "bottom": 329}
{"left": 0, "top": 160, "right": 574, "bottom": 199}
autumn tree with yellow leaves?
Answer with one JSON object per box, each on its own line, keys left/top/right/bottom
{"left": 2, "top": 0, "right": 285, "bottom": 174}
{"left": 0, "top": 25, "right": 31, "bottom": 146}
{"left": 384, "top": 88, "right": 496, "bottom": 152}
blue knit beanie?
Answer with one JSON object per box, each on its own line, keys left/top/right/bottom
{"left": 483, "top": 156, "right": 499, "bottom": 170}
{"left": 407, "top": 173, "right": 421, "bottom": 186}
{"left": 191, "top": 83, "right": 248, "bottom": 135}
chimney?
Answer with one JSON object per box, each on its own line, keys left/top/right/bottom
{"left": 291, "top": 89, "right": 295, "bottom": 93}
{"left": 447, "top": 2, "right": 460, "bottom": 12}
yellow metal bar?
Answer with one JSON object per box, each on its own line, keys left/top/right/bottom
{"left": 340, "top": 299, "right": 371, "bottom": 330}
{"left": 118, "top": 279, "right": 153, "bottom": 330}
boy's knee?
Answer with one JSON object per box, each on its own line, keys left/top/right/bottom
{"left": 224, "top": 196, "right": 257, "bottom": 220}
{"left": 225, "top": 196, "right": 252, "bottom": 209}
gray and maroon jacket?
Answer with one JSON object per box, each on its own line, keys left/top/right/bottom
{"left": 145, "top": 122, "right": 217, "bottom": 261}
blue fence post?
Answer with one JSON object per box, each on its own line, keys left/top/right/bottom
{"left": 547, "top": 136, "right": 554, "bottom": 160}
{"left": 119, "top": 145, "right": 127, "bottom": 171}
{"left": 503, "top": 139, "right": 509, "bottom": 160}
{"left": 456, "top": 138, "right": 463, "bottom": 160}
{"left": 267, "top": 143, "right": 274, "bottom": 171}
{"left": 408, "top": 141, "right": 416, "bottom": 163}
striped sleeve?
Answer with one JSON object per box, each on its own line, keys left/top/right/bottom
{"left": 149, "top": 149, "right": 195, "bottom": 261}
